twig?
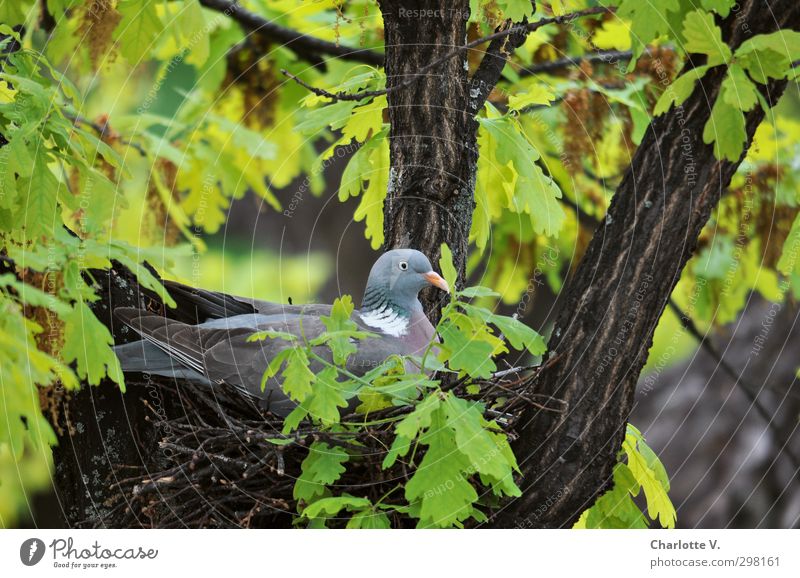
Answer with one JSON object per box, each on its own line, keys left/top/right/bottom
{"left": 281, "top": 6, "right": 614, "bottom": 103}
{"left": 469, "top": 18, "right": 532, "bottom": 112}
{"left": 492, "top": 364, "right": 540, "bottom": 379}
{"left": 519, "top": 49, "right": 633, "bottom": 76}
{"left": 199, "top": 0, "right": 383, "bottom": 67}
{"left": 492, "top": 382, "right": 568, "bottom": 414}
{"left": 68, "top": 114, "right": 147, "bottom": 157}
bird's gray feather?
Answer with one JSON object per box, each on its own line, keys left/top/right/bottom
{"left": 114, "top": 249, "right": 441, "bottom": 417}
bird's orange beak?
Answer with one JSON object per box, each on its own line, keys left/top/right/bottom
{"left": 424, "top": 271, "right": 450, "bottom": 293}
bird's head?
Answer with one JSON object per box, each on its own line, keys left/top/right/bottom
{"left": 372, "top": 248, "right": 448, "bottom": 295}
{"left": 361, "top": 249, "right": 449, "bottom": 315}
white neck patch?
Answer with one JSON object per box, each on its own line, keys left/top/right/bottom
{"left": 359, "top": 305, "right": 409, "bottom": 337}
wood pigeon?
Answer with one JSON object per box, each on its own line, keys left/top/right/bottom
{"left": 113, "top": 249, "right": 449, "bottom": 416}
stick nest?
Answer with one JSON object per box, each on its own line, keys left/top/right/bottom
{"left": 101, "top": 364, "right": 560, "bottom": 528}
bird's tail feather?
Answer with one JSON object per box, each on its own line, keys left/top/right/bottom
{"left": 113, "top": 341, "right": 165, "bottom": 372}
{"left": 113, "top": 340, "right": 208, "bottom": 382}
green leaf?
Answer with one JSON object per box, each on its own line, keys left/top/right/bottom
{"left": 114, "top": 0, "right": 164, "bottom": 64}
{"left": 297, "top": 101, "right": 358, "bottom": 134}
{"left": 701, "top": 0, "right": 735, "bottom": 18}
{"left": 338, "top": 134, "right": 373, "bottom": 200}
{"left": 338, "top": 130, "right": 389, "bottom": 249}
{"left": 455, "top": 301, "right": 544, "bottom": 355}
{"left": 0, "top": 2, "right": 30, "bottom": 26}
{"left": 496, "top": 0, "right": 534, "bottom": 22}
{"left": 438, "top": 319, "right": 498, "bottom": 379}
{"left": 478, "top": 110, "right": 565, "bottom": 237}
{"left": 264, "top": 437, "right": 295, "bottom": 446}
{"left": 280, "top": 348, "right": 314, "bottom": 402}
{"left": 637, "top": 439, "right": 671, "bottom": 493}
{"left": 74, "top": 166, "right": 119, "bottom": 235}
{"left": 62, "top": 300, "right": 124, "bottom": 387}
{"left": 507, "top": 85, "right": 556, "bottom": 111}
{"left": 340, "top": 96, "right": 387, "bottom": 144}
{"left": 614, "top": 0, "right": 682, "bottom": 62}
{"left": 444, "top": 396, "right": 520, "bottom": 495}
{"left": 578, "top": 464, "right": 648, "bottom": 529}
{"left": 737, "top": 49, "right": 792, "bottom": 85}
{"left": 682, "top": 10, "right": 732, "bottom": 65}
{"left": 382, "top": 394, "right": 441, "bottom": 469}
{"left": 176, "top": 0, "right": 209, "bottom": 66}
{"left": 458, "top": 286, "right": 500, "bottom": 299}
{"left": 488, "top": 313, "right": 547, "bottom": 355}
{"left": 347, "top": 509, "right": 391, "bottom": 529}
{"left": 452, "top": 301, "right": 545, "bottom": 355}
{"left": 248, "top": 329, "right": 299, "bottom": 343}
{"left": 355, "top": 388, "right": 393, "bottom": 414}
{"left": 319, "top": 295, "right": 359, "bottom": 364}
{"left": 622, "top": 427, "right": 676, "bottom": 528}
{"left": 282, "top": 404, "right": 309, "bottom": 434}
{"left": 694, "top": 235, "right": 737, "bottom": 279}
{"left": 0, "top": 274, "right": 70, "bottom": 316}
{"left": 293, "top": 442, "right": 349, "bottom": 504}
{"left": 736, "top": 29, "right": 800, "bottom": 62}
{"left": 703, "top": 96, "right": 746, "bottom": 162}
{"left": 439, "top": 243, "right": 458, "bottom": 295}
{"left": 777, "top": 213, "right": 800, "bottom": 276}
{"left": 735, "top": 30, "right": 800, "bottom": 83}
{"left": 305, "top": 367, "right": 349, "bottom": 424}
{"left": 302, "top": 495, "right": 372, "bottom": 519}
{"left": 19, "top": 149, "right": 59, "bottom": 239}
{"left": 654, "top": 65, "right": 710, "bottom": 116}
{"left": 575, "top": 425, "right": 675, "bottom": 529}
{"left": 71, "top": 126, "right": 125, "bottom": 170}
{"left": 721, "top": 64, "right": 759, "bottom": 112}
{"left": 404, "top": 405, "right": 478, "bottom": 528}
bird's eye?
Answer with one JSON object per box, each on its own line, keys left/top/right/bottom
{"left": 399, "top": 261, "right": 408, "bottom": 271}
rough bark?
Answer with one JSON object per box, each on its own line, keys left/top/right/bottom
{"left": 379, "top": 0, "right": 478, "bottom": 300}
{"left": 488, "top": 0, "right": 800, "bottom": 528}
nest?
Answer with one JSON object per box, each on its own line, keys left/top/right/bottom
{"left": 102, "top": 362, "right": 564, "bottom": 529}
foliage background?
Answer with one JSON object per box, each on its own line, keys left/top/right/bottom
{"left": 0, "top": 0, "right": 798, "bottom": 527}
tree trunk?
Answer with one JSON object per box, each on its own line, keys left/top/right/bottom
{"left": 51, "top": 266, "right": 173, "bottom": 527}
{"left": 379, "top": 0, "right": 477, "bottom": 300}
{"left": 489, "top": 0, "right": 800, "bottom": 528}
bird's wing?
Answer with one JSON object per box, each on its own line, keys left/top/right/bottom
{"left": 162, "top": 279, "right": 333, "bottom": 322}
{"left": 114, "top": 308, "right": 332, "bottom": 401}
{"left": 114, "top": 307, "right": 235, "bottom": 375}
{"left": 114, "top": 306, "right": 426, "bottom": 413}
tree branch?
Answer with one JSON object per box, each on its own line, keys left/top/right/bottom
{"left": 468, "top": 19, "right": 532, "bottom": 113}
{"left": 519, "top": 49, "right": 633, "bottom": 76}
{"left": 198, "top": 0, "right": 383, "bottom": 67}
{"left": 282, "top": 6, "right": 612, "bottom": 104}
{"left": 562, "top": 195, "right": 797, "bottom": 472}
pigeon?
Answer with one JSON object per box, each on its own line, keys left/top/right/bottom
{"left": 113, "top": 249, "right": 449, "bottom": 416}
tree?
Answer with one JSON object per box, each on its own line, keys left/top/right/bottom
{"left": 1, "top": 0, "right": 799, "bottom": 528}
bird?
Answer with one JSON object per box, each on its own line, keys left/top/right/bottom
{"left": 113, "top": 249, "right": 449, "bottom": 416}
